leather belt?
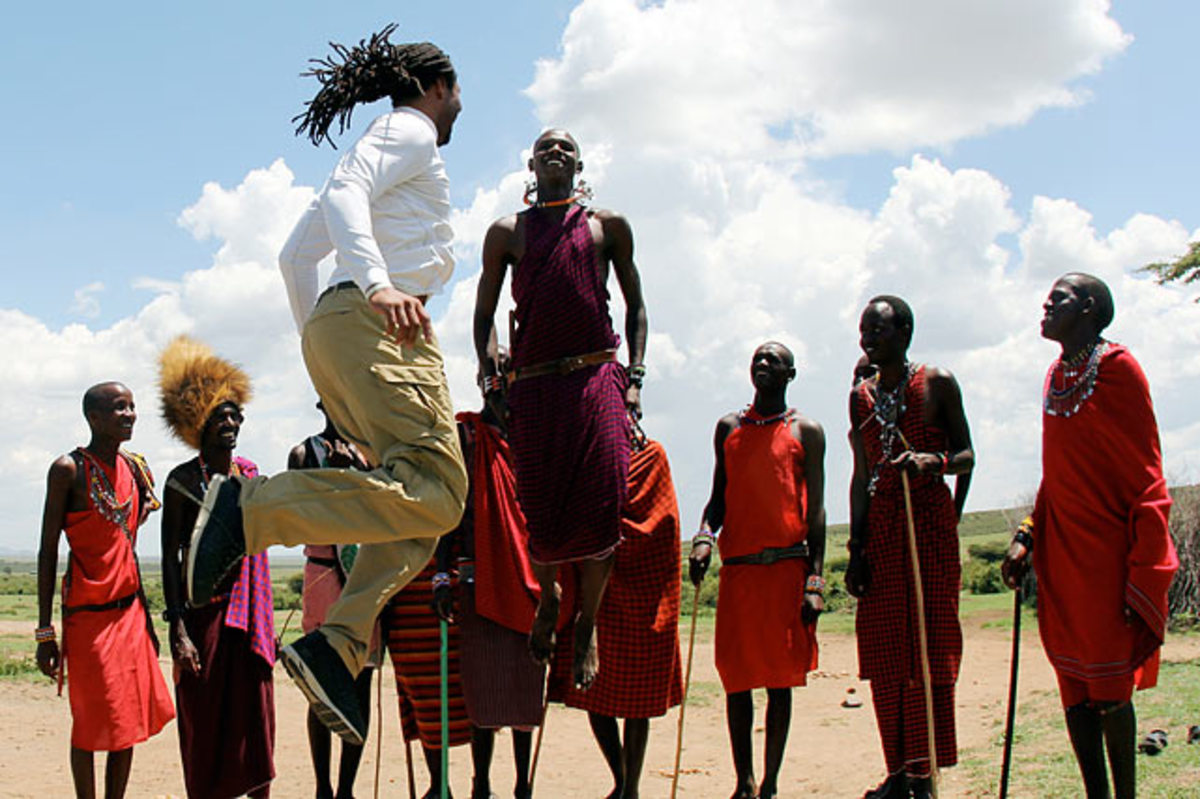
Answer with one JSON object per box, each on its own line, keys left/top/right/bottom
{"left": 721, "top": 542, "right": 810, "bottom": 566}
{"left": 508, "top": 349, "right": 619, "bottom": 385}
{"left": 318, "top": 281, "right": 429, "bottom": 305}
{"left": 63, "top": 591, "right": 138, "bottom": 617}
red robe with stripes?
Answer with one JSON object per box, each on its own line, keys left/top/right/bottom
{"left": 1033, "top": 344, "right": 1177, "bottom": 691}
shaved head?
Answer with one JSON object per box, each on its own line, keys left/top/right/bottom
{"left": 754, "top": 341, "right": 795, "bottom": 368}
{"left": 1061, "top": 272, "right": 1114, "bottom": 332}
{"left": 82, "top": 381, "right": 129, "bottom": 417}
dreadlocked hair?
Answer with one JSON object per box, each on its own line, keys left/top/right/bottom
{"left": 293, "top": 23, "right": 456, "bottom": 148}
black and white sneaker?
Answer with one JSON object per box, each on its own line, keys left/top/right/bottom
{"left": 186, "top": 473, "right": 246, "bottom": 606}
{"left": 280, "top": 631, "right": 367, "bottom": 746}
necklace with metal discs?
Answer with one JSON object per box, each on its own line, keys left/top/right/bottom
{"left": 1045, "top": 339, "right": 1109, "bottom": 418}
{"left": 867, "top": 362, "right": 915, "bottom": 496}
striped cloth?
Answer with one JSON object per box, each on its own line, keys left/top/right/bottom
{"left": 383, "top": 564, "right": 471, "bottom": 749}
{"left": 222, "top": 457, "right": 275, "bottom": 667}
{"left": 548, "top": 440, "right": 683, "bottom": 718}
{"left": 852, "top": 366, "right": 962, "bottom": 688}
{"left": 507, "top": 204, "right": 629, "bottom": 564}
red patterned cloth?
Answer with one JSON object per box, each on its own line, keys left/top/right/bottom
{"left": 1033, "top": 344, "right": 1177, "bottom": 695}
{"left": 223, "top": 457, "right": 275, "bottom": 666}
{"left": 852, "top": 366, "right": 962, "bottom": 690}
{"left": 384, "top": 564, "right": 472, "bottom": 749}
{"left": 715, "top": 408, "right": 818, "bottom": 693}
{"left": 62, "top": 452, "right": 174, "bottom": 752}
{"left": 548, "top": 440, "right": 683, "bottom": 718}
{"left": 871, "top": 681, "right": 957, "bottom": 776}
{"left": 507, "top": 204, "right": 629, "bottom": 564}
{"left": 458, "top": 412, "right": 541, "bottom": 634}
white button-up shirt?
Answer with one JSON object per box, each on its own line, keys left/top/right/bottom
{"left": 279, "top": 107, "right": 456, "bottom": 332}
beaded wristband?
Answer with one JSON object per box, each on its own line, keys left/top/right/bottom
{"left": 1013, "top": 529, "right": 1033, "bottom": 551}
{"left": 480, "top": 374, "right": 505, "bottom": 395}
{"left": 431, "top": 572, "right": 452, "bottom": 591}
{"left": 34, "top": 625, "right": 55, "bottom": 643}
{"left": 691, "top": 530, "right": 716, "bottom": 548}
{"left": 937, "top": 452, "right": 950, "bottom": 475}
{"left": 626, "top": 363, "right": 647, "bottom": 388}
{"left": 805, "top": 575, "right": 826, "bottom": 595}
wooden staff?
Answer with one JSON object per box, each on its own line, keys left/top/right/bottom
{"left": 404, "top": 739, "right": 417, "bottom": 799}
{"left": 900, "top": 469, "right": 939, "bottom": 798}
{"left": 998, "top": 586, "right": 1022, "bottom": 798}
{"left": 374, "top": 661, "right": 384, "bottom": 799}
{"left": 670, "top": 583, "right": 702, "bottom": 799}
{"left": 529, "top": 693, "right": 550, "bottom": 789}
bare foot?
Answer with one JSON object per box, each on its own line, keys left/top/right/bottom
{"left": 528, "top": 591, "right": 560, "bottom": 664}
{"left": 572, "top": 615, "right": 600, "bottom": 690}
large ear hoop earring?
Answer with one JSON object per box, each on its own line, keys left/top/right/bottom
{"left": 523, "top": 175, "right": 538, "bottom": 206}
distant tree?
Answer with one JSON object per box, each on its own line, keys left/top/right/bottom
{"left": 1143, "top": 241, "right": 1200, "bottom": 297}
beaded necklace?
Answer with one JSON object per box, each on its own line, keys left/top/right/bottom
{"left": 866, "top": 362, "right": 915, "bottom": 497}
{"left": 77, "top": 448, "right": 134, "bottom": 543}
{"left": 1045, "top": 339, "right": 1109, "bottom": 418}
{"left": 738, "top": 406, "right": 794, "bottom": 426}
{"left": 523, "top": 180, "right": 594, "bottom": 209}
{"left": 199, "top": 455, "right": 241, "bottom": 492}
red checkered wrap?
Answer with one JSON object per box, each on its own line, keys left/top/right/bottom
{"left": 384, "top": 563, "right": 471, "bottom": 749}
{"left": 223, "top": 457, "right": 275, "bottom": 666}
{"left": 870, "top": 680, "right": 958, "bottom": 776}
{"left": 548, "top": 440, "right": 683, "bottom": 718}
{"left": 852, "top": 366, "right": 962, "bottom": 687}
{"left": 507, "top": 204, "right": 629, "bottom": 564}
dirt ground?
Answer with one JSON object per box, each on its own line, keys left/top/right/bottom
{"left": 1, "top": 617, "right": 1196, "bottom": 798}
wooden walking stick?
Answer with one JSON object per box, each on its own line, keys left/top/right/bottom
{"left": 529, "top": 686, "right": 551, "bottom": 790}
{"left": 404, "top": 739, "right": 417, "bottom": 799}
{"left": 998, "top": 585, "right": 1022, "bottom": 799}
{"left": 670, "top": 582, "right": 702, "bottom": 799}
{"left": 900, "top": 469, "right": 940, "bottom": 798}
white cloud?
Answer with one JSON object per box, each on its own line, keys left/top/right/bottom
{"left": 70, "top": 281, "right": 105, "bottom": 319}
{"left": 7, "top": 0, "right": 1197, "bottom": 559}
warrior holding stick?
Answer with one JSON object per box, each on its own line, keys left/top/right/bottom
{"left": 847, "top": 296, "right": 974, "bottom": 799}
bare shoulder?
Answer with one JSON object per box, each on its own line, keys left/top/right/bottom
{"left": 48, "top": 453, "right": 77, "bottom": 483}
{"left": 591, "top": 207, "right": 633, "bottom": 232}
{"left": 717, "top": 411, "right": 741, "bottom": 433}
{"left": 792, "top": 413, "right": 826, "bottom": 449}
{"left": 486, "top": 212, "right": 521, "bottom": 242}
{"left": 923, "top": 364, "right": 961, "bottom": 394}
{"left": 165, "top": 460, "right": 200, "bottom": 493}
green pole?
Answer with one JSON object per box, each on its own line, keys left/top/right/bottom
{"left": 440, "top": 617, "right": 449, "bottom": 799}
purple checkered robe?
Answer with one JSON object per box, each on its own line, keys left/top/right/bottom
{"left": 507, "top": 204, "right": 630, "bottom": 564}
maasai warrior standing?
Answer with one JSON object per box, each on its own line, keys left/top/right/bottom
{"left": 548, "top": 421, "right": 683, "bottom": 799}
{"left": 187, "top": 27, "right": 468, "bottom": 745}
{"left": 1002, "top": 273, "right": 1177, "bottom": 799}
{"left": 690, "top": 342, "right": 826, "bottom": 799}
{"left": 447, "top": 343, "right": 543, "bottom": 799}
{"left": 159, "top": 336, "right": 275, "bottom": 799}
{"left": 847, "top": 296, "right": 974, "bottom": 799}
{"left": 288, "top": 405, "right": 375, "bottom": 799}
{"left": 36, "top": 382, "right": 174, "bottom": 799}
{"left": 474, "top": 128, "right": 647, "bottom": 689}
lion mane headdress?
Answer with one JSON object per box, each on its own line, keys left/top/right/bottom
{"left": 158, "top": 335, "right": 253, "bottom": 450}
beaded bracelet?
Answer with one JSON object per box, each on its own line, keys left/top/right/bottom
{"left": 937, "top": 452, "right": 950, "bottom": 475}
{"left": 626, "top": 363, "right": 647, "bottom": 388}
{"left": 34, "top": 625, "right": 55, "bottom": 643}
{"left": 479, "top": 374, "right": 505, "bottom": 396}
{"left": 431, "top": 572, "right": 452, "bottom": 591}
{"left": 805, "top": 575, "right": 826, "bottom": 595}
{"left": 691, "top": 530, "right": 716, "bottom": 548}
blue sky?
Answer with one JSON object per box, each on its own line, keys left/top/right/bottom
{"left": 3, "top": 1, "right": 1199, "bottom": 554}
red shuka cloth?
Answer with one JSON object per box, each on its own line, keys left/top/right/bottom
{"left": 507, "top": 204, "right": 629, "bottom": 564}
{"left": 62, "top": 453, "right": 174, "bottom": 752}
{"left": 852, "top": 366, "right": 962, "bottom": 687}
{"left": 714, "top": 409, "right": 818, "bottom": 694}
{"left": 549, "top": 440, "right": 684, "bottom": 718}
{"left": 1033, "top": 344, "right": 1178, "bottom": 690}
{"left": 458, "top": 412, "right": 541, "bottom": 635}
